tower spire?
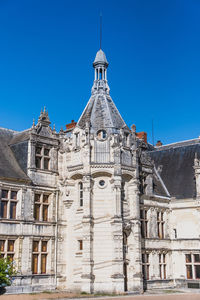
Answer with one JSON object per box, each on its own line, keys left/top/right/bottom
{"left": 100, "top": 13, "right": 102, "bottom": 49}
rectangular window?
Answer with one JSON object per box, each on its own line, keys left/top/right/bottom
{"left": 140, "top": 209, "right": 148, "bottom": 238}
{"left": 0, "top": 239, "right": 15, "bottom": 261}
{"left": 159, "top": 253, "right": 167, "bottom": 279}
{"left": 78, "top": 240, "right": 83, "bottom": 251}
{"left": 142, "top": 253, "right": 150, "bottom": 280}
{"left": 79, "top": 183, "right": 83, "bottom": 207}
{"left": 0, "top": 240, "right": 5, "bottom": 258}
{"left": 32, "top": 254, "right": 38, "bottom": 274}
{"left": 157, "top": 211, "right": 165, "bottom": 239}
{"left": 10, "top": 202, "right": 17, "bottom": 219}
{"left": 0, "top": 190, "right": 18, "bottom": 219}
{"left": 35, "top": 145, "right": 51, "bottom": 170}
{"left": 186, "top": 253, "right": 200, "bottom": 279}
{"left": 32, "top": 240, "right": 48, "bottom": 274}
{"left": 34, "top": 193, "right": 49, "bottom": 222}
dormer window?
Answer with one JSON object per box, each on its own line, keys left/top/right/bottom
{"left": 35, "top": 145, "right": 50, "bottom": 170}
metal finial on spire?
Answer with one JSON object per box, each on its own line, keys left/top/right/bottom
{"left": 100, "top": 13, "right": 102, "bottom": 49}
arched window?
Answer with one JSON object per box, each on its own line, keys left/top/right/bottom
{"left": 79, "top": 182, "right": 83, "bottom": 207}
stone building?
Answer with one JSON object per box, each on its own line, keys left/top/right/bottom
{"left": 1, "top": 49, "right": 200, "bottom": 293}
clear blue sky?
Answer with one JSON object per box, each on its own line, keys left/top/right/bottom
{"left": 1, "top": 0, "right": 200, "bottom": 145}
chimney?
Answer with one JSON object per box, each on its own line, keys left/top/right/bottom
{"left": 156, "top": 140, "right": 163, "bottom": 147}
{"left": 66, "top": 120, "right": 77, "bottom": 131}
{"left": 136, "top": 132, "right": 147, "bottom": 144}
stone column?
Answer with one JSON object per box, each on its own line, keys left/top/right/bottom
{"left": 81, "top": 175, "right": 94, "bottom": 293}
{"left": 127, "top": 179, "right": 143, "bottom": 292}
{"left": 28, "top": 139, "right": 36, "bottom": 170}
{"left": 111, "top": 176, "right": 124, "bottom": 293}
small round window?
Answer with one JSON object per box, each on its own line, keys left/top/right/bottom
{"left": 99, "top": 180, "right": 105, "bottom": 187}
{"left": 97, "top": 129, "right": 107, "bottom": 140}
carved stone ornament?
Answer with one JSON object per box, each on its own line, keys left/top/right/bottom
{"left": 63, "top": 199, "right": 73, "bottom": 208}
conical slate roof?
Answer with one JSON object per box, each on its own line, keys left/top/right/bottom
{"left": 77, "top": 93, "right": 128, "bottom": 132}
{"left": 93, "top": 49, "right": 108, "bottom": 66}
{"left": 77, "top": 49, "right": 128, "bottom": 132}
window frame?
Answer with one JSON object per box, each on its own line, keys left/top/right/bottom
{"left": 157, "top": 211, "right": 165, "bottom": 239}
{"left": 142, "top": 252, "right": 150, "bottom": 280}
{"left": 34, "top": 193, "right": 50, "bottom": 222}
{"left": 35, "top": 145, "right": 51, "bottom": 170}
{"left": 159, "top": 253, "right": 167, "bottom": 279}
{"left": 78, "top": 182, "right": 83, "bottom": 207}
{"left": 32, "top": 239, "right": 48, "bottom": 275}
{"left": 185, "top": 253, "right": 200, "bottom": 280}
{"left": 140, "top": 208, "right": 148, "bottom": 238}
{"left": 0, "top": 189, "right": 18, "bottom": 220}
{"left": 0, "top": 239, "right": 15, "bottom": 261}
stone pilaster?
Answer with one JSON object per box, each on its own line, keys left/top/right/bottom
{"left": 111, "top": 176, "right": 124, "bottom": 292}
{"left": 81, "top": 175, "right": 94, "bottom": 293}
{"left": 127, "top": 179, "right": 143, "bottom": 292}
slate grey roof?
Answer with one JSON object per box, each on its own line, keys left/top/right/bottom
{"left": 93, "top": 49, "right": 108, "bottom": 66}
{"left": 77, "top": 93, "right": 128, "bottom": 132}
{"left": 149, "top": 139, "right": 200, "bottom": 199}
{"left": 0, "top": 128, "right": 30, "bottom": 182}
{"left": 153, "top": 169, "right": 170, "bottom": 198}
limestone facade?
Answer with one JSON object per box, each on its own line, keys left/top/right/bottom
{"left": 1, "top": 49, "right": 200, "bottom": 293}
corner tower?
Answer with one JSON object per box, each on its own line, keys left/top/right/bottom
{"left": 60, "top": 49, "right": 143, "bottom": 294}
{"left": 77, "top": 49, "right": 128, "bottom": 134}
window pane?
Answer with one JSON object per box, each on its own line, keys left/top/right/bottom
{"left": 194, "top": 254, "right": 200, "bottom": 263}
{"left": 163, "top": 254, "right": 166, "bottom": 263}
{"left": 36, "top": 147, "right": 42, "bottom": 155}
{"left": 7, "top": 254, "right": 14, "bottom": 262}
{"left": 78, "top": 240, "right": 83, "bottom": 251}
{"left": 164, "top": 265, "right": 166, "bottom": 279}
{"left": 42, "top": 205, "right": 48, "bottom": 222}
{"left": 41, "top": 254, "right": 47, "bottom": 274}
{"left": 35, "top": 157, "right": 41, "bottom": 168}
{"left": 161, "top": 223, "right": 164, "bottom": 238}
{"left": 195, "top": 265, "right": 200, "bottom": 279}
{"left": 0, "top": 240, "right": 5, "bottom": 252}
{"left": 140, "top": 210, "right": 143, "bottom": 219}
{"left": 146, "top": 265, "right": 149, "bottom": 280}
{"left": 10, "top": 202, "right": 17, "bottom": 219}
{"left": 186, "top": 254, "right": 192, "bottom": 263}
{"left": 42, "top": 241, "right": 47, "bottom": 252}
{"left": 44, "top": 148, "right": 50, "bottom": 156}
{"left": 159, "top": 265, "right": 162, "bottom": 278}
{"left": 11, "top": 191, "right": 17, "bottom": 200}
{"left": 142, "top": 265, "right": 145, "bottom": 279}
{"left": 1, "top": 190, "right": 8, "bottom": 199}
{"left": 159, "top": 254, "right": 161, "bottom": 263}
{"left": 142, "top": 254, "right": 145, "bottom": 263}
{"left": 7, "top": 240, "right": 14, "bottom": 252}
{"left": 1, "top": 201, "right": 7, "bottom": 218}
{"left": 34, "top": 204, "right": 40, "bottom": 220}
{"left": 33, "top": 241, "right": 39, "bottom": 252}
{"left": 32, "top": 254, "right": 38, "bottom": 274}
{"left": 43, "top": 195, "right": 49, "bottom": 203}
{"left": 158, "top": 223, "right": 161, "bottom": 238}
{"left": 141, "top": 221, "right": 144, "bottom": 238}
{"left": 44, "top": 158, "right": 50, "bottom": 170}
{"left": 35, "top": 194, "right": 41, "bottom": 202}
{"left": 186, "top": 265, "right": 193, "bottom": 279}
